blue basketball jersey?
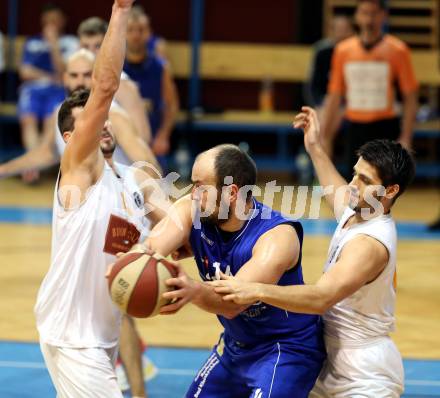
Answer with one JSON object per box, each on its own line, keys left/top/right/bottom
{"left": 123, "top": 55, "right": 164, "bottom": 136}
{"left": 22, "top": 35, "right": 78, "bottom": 74}
{"left": 146, "top": 35, "right": 160, "bottom": 57}
{"left": 190, "top": 199, "right": 321, "bottom": 346}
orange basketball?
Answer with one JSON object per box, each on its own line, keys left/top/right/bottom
{"left": 108, "top": 248, "right": 178, "bottom": 318}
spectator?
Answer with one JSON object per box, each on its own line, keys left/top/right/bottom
{"left": 124, "top": 6, "right": 179, "bottom": 168}
{"left": 77, "top": 16, "right": 152, "bottom": 144}
{"left": 18, "top": 3, "right": 78, "bottom": 152}
{"left": 320, "top": 0, "right": 418, "bottom": 177}
{"left": 306, "top": 15, "right": 354, "bottom": 109}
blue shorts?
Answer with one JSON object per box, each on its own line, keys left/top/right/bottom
{"left": 185, "top": 333, "right": 325, "bottom": 398}
{"left": 18, "top": 81, "right": 65, "bottom": 120}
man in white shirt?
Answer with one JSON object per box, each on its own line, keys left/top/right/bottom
{"left": 34, "top": 2, "right": 163, "bottom": 397}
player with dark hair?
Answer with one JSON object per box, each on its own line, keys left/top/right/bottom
{"left": 211, "top": 107, "right": 416, "bottom": 397}
{"left": 34, "top": 2, "right": 165, "bottom": 397}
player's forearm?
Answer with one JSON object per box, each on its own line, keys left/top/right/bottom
{"left": 308, "top": 143, "right": 348, "bottom": 215}
{"left": 0, "top": 145, "right": 56, "bottom": 177}
{"left": 159, "top": 105, "right": 177, "bottom": 139}
{"left": 257, "top": 283, "right": 331, "bottom": 315}
{"left": 92, "top": 4, "right": 130, "bottom": 97}
{"left": 48, "top": 43, "right": 65, "bottom": 82}
{"left": 400, "top": 91, "right": 418, "bottom": 144}
{"left": 115, "top": 81, "right": 153, "bottom": 143}
{"left": 192, "top": 282, "right": 247, "bottom": 319}
{"left": 19, "top": 65, "right": 52, "bottom": 81}
{"left": 160, "top": 78, "right": 179, "bottom": 136}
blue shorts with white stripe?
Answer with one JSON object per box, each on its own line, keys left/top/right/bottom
{"left": 185, "top": 332, "right": 325, "bottom": 398}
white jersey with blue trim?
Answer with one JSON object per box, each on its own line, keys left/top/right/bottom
{"left": 323, "top": 207, "right": 398, "bottom": 343}
{"left": 34, "top": 161, "right": 146, "bottom": 348}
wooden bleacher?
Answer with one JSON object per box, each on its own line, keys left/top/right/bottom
{"left": 1, "top": 37, "right": 440, "bottom": 176}
{"left": 325, "top": 0, "right": 439, "bottom": 49}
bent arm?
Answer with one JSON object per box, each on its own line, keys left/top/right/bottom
{"left": 109, "top": 109, "right": 159, "bottom": 171}
{"left": 193, "top": 224, "right": 301, "bottom": 318}
{"left": 295, "top": 106, "right": 348, "bottom": 218}
{"left": 0, "top": 113, "right": 57, "bottom": 177}
{"left": 144, "top": 195, "right": 193, "bottom": 256}
{"left": 114, "top": 79, "right": 152, "bottom": 143}
{"left": 19, "top": 64, "right": 53, "bottom": 81}
{"left": 251, "top": 235, "right": 389, "bottom": 314}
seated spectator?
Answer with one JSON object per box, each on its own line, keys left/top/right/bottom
{"left": 124, "top": 6, "right": 179, "bottom": 167}
{"left": 18, "top": 3, "right": 78, "bottom": 154}
{"left": 0, "top": 49, "right": 158, "bottom": 179}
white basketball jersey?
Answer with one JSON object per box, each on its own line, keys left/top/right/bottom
{"left": 54, "top": 101, "right": 132, "bottom": 166}
{"left": 35, "top": 162, "right": 148, "bottom": 348}
{"left": 323, "top": 207, "right": 398, "bottom": 342}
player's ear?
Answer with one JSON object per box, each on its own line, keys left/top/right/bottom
{"left": 62, "top": 131, "right": 72, "bottom": 143}
{"left": 385, "top": 184, "right": 399, "bottom": 201}
{"left": 229, "top": 184, "right": 239, "bottom": 202}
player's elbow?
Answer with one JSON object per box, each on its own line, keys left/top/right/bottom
{"left": 319, "top": 295, "right": 339, "bottom": 315}
{"left": 92, "top": 75, "right": 120, "bottom": 97}
{"left": 314, "top": 291, "right": 335, "bottom": 315}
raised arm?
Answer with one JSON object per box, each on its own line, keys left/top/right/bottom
{"left": 114, "top": 78, "right": 153, "bottom": 143}
{"left": 212, "top": 234, "right": 389, "bottom": 315}
{"left": 61, "top": 0, "right": 133, "bottom": 171}
{"left": 109, "top": 108, "right": 159, "bottom": 171}
{"left": 294, "top": 106, "right": 348, "bottom": 218}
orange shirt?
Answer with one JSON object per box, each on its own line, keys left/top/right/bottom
{"left": 328, "top": 34, "right": 418, "bottom": 123}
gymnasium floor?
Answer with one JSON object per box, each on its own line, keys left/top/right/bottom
{"left": 0, "top": 176, "right": 439, "bottom": 397}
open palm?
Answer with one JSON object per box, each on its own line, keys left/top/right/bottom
{"left": 293, "top": 106, "right": 321, "bottom": 154}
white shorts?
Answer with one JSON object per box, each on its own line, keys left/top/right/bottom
{"left": 309, "top": 336, "right": 404, "bottom": 398}
{"left": 40, "top": 342, "right": 123, "bottom": 398}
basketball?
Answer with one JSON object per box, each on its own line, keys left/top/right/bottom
{"left": 107, "top": 248, "right": 178, "bottom": 318}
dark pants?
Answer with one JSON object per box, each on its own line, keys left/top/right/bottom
{"left": 344, "top": 117, "right": 401, "bottom": 179}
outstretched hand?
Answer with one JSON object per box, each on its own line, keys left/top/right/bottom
{"left": 208, "top": 273, "right": 262, "bottom": 305}
{"left": 293, "top": 106, "right": 321, "bottom": 154}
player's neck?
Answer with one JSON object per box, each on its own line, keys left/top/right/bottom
{"left": 105, "top": 156, "right": 115, "bottom": 169}
{"left": 126, "top": 47, "right": 147, "bottom": 63}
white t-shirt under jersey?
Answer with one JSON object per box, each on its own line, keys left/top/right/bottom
{"left": 34, "top": 161, "right": 148, "bottom": 348}
{"left": 54, "top": 101, "right": 132, "bottom": 166}
{"left": 323, "top": 207, "right": 398, "bottom": 343}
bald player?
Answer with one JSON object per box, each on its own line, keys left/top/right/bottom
{"left": 116, "top": 143, "right": 326, "bottom": 397}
